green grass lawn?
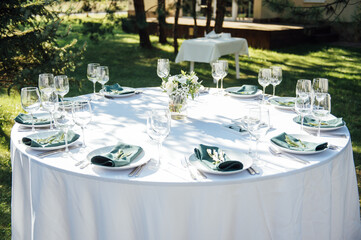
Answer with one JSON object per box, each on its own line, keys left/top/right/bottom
{"left": 1, "top": 15, "right": 361, "bottom": 238}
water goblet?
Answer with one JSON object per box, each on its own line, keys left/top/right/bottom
{"left": 312, "top": 78, "right": 328, "bottom": 102}
{"left": 21, "top": 87, "right": 41, "bottom": 132}
{"left": 312, "top": 93, "right": 331, "bottom": 137}
{"left": 295, "top": 93, "right": 312, "bottom": 132}
{"left": 211, "top": 62, "right": 224, "bottom": 94}
{"left": 258, "top": 68, "right": 271, "bottom": 103}
{"left": 146, "top": 109, "right": 171, "bottom": 168}
{"left": 96, "top": 66, "right": 109, "bottom": 101}
{"left": 270, "top": 66, "right": 282, "bottom": 97}
{"left": 38, "top": 73, "right": 55, "bottom": 97}
{"left": 157, "top": 59, "right": 170, "bottom": 79}
{"left": 41, "top": 92, "right": 59, "bottom": 130}
{"left": 72, "top": 100, "right": 92, "bottom": 150}
{"left": 217, "top": 60, "right": 228, "bottom": 94}
{"left": 87, "top": 63, "right": 100, "bottom": 100}
{"left": 54, "top": 75, "right": 69, "bottom": 107}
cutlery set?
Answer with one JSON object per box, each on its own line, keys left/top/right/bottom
{"left": 128, "top": 162, "right": 147, "bottom": 177}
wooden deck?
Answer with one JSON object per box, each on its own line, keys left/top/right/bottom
{"left": 146, "top": 17, "right": 306, "bottom": 49}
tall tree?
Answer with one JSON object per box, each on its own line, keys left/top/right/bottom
{"left": 174, "top": 0, "right": 182, "bottom": 54}
{"left": 191, "top": 0, "right": 198, "bottom": 38}
{"left": 205, "top": 0, "right": 213, "bottom": 33}
{"left": 158, "top": 0, "right": 167, "bottom": 44}
{"left": 133, "top": 0, "right": 152, "bottom": 48}
{"left": 0, "top": 0, "right": 84, "bottom": 92}
{"left": 214, "top": 0, "right": 226, "bottom": 33}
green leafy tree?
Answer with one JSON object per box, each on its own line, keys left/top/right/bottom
{"left": 0, "top": 0, "right": 85, "bottom": 93}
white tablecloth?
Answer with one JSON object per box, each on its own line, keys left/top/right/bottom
{"left": 11, "top": 88, "right": 361, "bottom": 240}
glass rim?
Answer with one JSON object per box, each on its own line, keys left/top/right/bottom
{"left": 21, "top": 87, "right": 39, "bottom": 91}
{"left": 39, "top": 73, "right": 54, "bottom": 77}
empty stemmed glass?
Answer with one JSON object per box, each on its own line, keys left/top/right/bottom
{"left": 72, "top": 101, "right": 92, "bottom": 151}
{"left": 41, "top": 92, "right": 58, "bottom": 130}
{"left": 270, "top": 66, "right": 282, "bottom": 97}
{"left": 312, "top": 93, "right": 331, "bottom": 137}
{"left": 217, "top": 60, "right": 228, "bottom": 94}
{"left": 38, "top": 73, "right": 55, "bottom": 97}
{"left": 54, "top": 75, "right": 69, "bottom": 108}
{"left": 295, "top": 93, "right": 312, "bottom": 132}
{"left": 157, "top": 59, "right": 170, "bottom": 79}
{"left": 21, "top": 87, "right": 41, "bottom": 132}
{"left": 258, "top": 68, "right": 271, "bottom": 103}
{"left": 312, "top": 78, "right": 328, "bottom": 102}
{"left": 87, "top": 63, "right": 100, "bottom": 100}
{"left": 96, "top": 66, "right": 109, "bottom": 101}
{"left": 296, "top": 79, "right": 312, "bottom": 97}
{"left": 211, "top": 61, "right": 224, "bottom": 94}
{"left": 146, "top": 109, "right": 171, "bottom": 168}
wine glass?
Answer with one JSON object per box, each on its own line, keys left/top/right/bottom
{"left": 96, "top": 66, "right": 109, "bottom": 101}
{"left": 157, "top": 59, "right": 170, "bottom": 79}
{"left": 258, "top": 68, "right": 271, "bottom": 103}
{"left": 211, "top": 62, "right": 224, "bottom": 94}
{"left": 296, "top": 79, "right": 312, "bottom": 97}
{"left": 72, "top": 100, "right": 92, "bottom": 151}
{"left": 87, "top": 63, "right": 100, "bottom": 100}
{"left": 41, "top": 92, "right": 59, "bottom": 130}
{"left": 53, "top": 102, "right": 75, "bottom": 157}
{"left": 312, "top": 78, "right": 328, "bottom": 102}
{"left": 270, "top": 66, "right": 282, "bottom": 97}
{"left": 312, "top": 93, "right": 331, "bottom": 137}
{"left": 217, "top": 60, "right": 228, "bottom": 94}
{"left": 146, "top": 109, "right": 171, "bottom": 168}
{"left": 295, "top": 93, "right": 312, "bottom": 132}
{"left": 54, "top": 75, "right": 69, "bottom": 107}
{"left": 38, "top": 73, "right": 55, "bottom": 97}
{"left": 21, "top": 87, "right": 41, "bottom": 132}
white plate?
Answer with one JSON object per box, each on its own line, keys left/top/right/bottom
{"left": 225, "top": 87, "right": 262, "bottom": 98}
{"left": 270, "top": 134, "right": 327, "bottom": 155}
{"left": 188, "top": 149, "right": 253, "bottom": 175}
{"left": 269, "top": 97, "right": 295, "bottom": 110}
{"left": 88, "top": 145, "right": 149, "bottom": 170}
{"left": 100, "top": 87, "right": 136, "bottom": 98}
{"left": 24, "top": 130, "right": 80, "bottom": 151}
{"left": 16, "top": 112, "right": 52, "bottom": 128}
{"left": 293, "top": 115, "right": 345, "bottom": 132}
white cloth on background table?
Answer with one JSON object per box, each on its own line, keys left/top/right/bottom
{"left": 11, "top": 88, "right": 361, "bottom": 240}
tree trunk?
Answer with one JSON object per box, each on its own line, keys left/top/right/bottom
{"left": 173, "top": 0, "right": 182, "bottom": 54}
{"left": 191, "top": 0, "right": 198, "bottom": 38}
{"left": 205, "top": 0, "right": 213, "bottom": 33}
{"left": 133, "top": 0, "right": 152, "bottom": 48}
{"left": 158, "top": 0, "right": 167, "bottom": 44}
{"left": 215, "top": 0, "right": 226, "bottom": 33}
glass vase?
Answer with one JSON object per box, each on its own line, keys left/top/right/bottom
{"left": 168, "top": 94, "right": 187, "bottom": 120}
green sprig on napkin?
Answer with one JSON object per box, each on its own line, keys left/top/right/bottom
{"left": 91, "top": 143, "right": 143, "bottom": 167}
{"left": 293, "top": 116, "right": 344, "bottom": 128}
{"left": 269, "top": 97, "right": 295, "bottom": 107}
{"left": 15, "top": 113, "right": 51, "bottom": 125}
{"left": 228, "top": 85, "right": 258, "bottom": 95}
{"left": 22, "top": 130, "right": 80, "bottom": 148}
{"left": 271, "top": 132, "right": 328, "bottom": 152}
{"left": 104, "top": 83, "right": 135, "bottom": 95}
{"left": 194, "top": 144, "right": 243, "bottom": 172}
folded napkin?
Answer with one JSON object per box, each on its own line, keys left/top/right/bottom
{"left": 205, "top": 30, "right": 231, "bottom": 39}
{"left": 91, "top": 143, "right": 143, "bottom": 167}
{"left": 22, "top": 130, "right": 80, "bottom": 148}
{"left": 269, "top": 97, "right": 295, "bottom": 107}
{"left": 228, "top": 85, "right": 258, "bottom": 95}
{"left": 15, "top": 113, "right": 51, "bottom": 125}
{"left": 225, "top": 123, "right": 247, "bottom": 133}
{"left": 194, "top": 144, "right": 243, "bottom": 172}
{"left": 271, "top": 132, "right": 328, "bottom": 152}
{"left": 104, "top": 83, "right": 135, "bottom": 95}
{"left": 294, "top": 115, "right": 344, "bottom": 128}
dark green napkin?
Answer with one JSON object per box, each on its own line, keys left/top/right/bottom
{"left": 104, "top": 84, "right": 135, "bottom": 95}
{"left": 293, "top": 116, "right": 344, "bottom": 128}
{"left": 15, "top": 113, "right": 51, "bottom": 125}
{"left": 91, "top": 143, "right": 143, "bottom": 167}
{"left": 194, "top": 144, "right": 243, "bottom": 172}
{"left": 22, "top": 130, "right": 80, "bottom": 148}
{"left": 269, "top": 97, "right": 295, "bottom": 107}
{"left": 271, "top": 132, "right": 328, "bottom": 152}
{"left": 225, "top": 123, "right": 247, "bottom": 133}
{"left": 228, "top": 85, "right": 258, "bottom": 95}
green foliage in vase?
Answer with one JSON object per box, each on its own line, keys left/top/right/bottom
{"left": 0, "top": 0, "right": 85, "bottom": 93}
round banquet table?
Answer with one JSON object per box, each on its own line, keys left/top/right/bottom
{"left": 11, "top": 87, "right": 361, "bottom": 240}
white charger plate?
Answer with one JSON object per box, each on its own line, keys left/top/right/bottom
{"left": 270, "top": 134, "right": 327, "bottom": 155}
{"left": 16, "top": 112, "right": 52, "bottom": 128}
{"left": 225, "top": 87, "right": 262, "bottom": 98}
{"left": 269, "top": 97, "right": 295, "bottom": 110}
{"left": 100, "top": 87, "right": 136, "bottom": 98}
{"left": 292, "top": 115, "right": 345, "bottom": 132}
{"left": 188, "top": 149, "right": 253, "bottom": 175}
{"left": 24, "top": 130, "right": 80, "bottom": 150}
{"left": 88, "top": 145, "right": 149, "bottom": 170}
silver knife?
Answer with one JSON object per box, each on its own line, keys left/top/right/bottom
{"left": 36, "top": 143, "right": 82, "bottom": 158}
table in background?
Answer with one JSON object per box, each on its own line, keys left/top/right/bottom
{"left": 175, "top": 37, "right": 249, "bottom": 78}
{"left": 11, "top": 88, "right": 361, "bottom": 240}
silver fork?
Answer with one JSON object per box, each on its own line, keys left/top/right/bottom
{"left": 182, "top": 157, "right": 197, "bottom": 180}
{"left": 269, "top": 146, "right": 310, "bottom": 165}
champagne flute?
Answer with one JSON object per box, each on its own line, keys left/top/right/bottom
{"left": 312, "top": 93, "right": 331, "bottom": 137}
{"left": 146, "top": 109, "right": 171, "bottom": 168}
{"left": 270, "top": 66, "right": 282, "bottom": 96}
{"left": 258, "top": 68, "right": 271, "bottom": 103}
{"left": 21, "top": 87, "right": 41, "bottom": 132}
{"left": 72, "top": 101, "right": 92, "bottom": 150}
{"left": 87, "top": 63, "right": 100, "bottom": 100}
{"left": 96, "top": 66, "right": 109, "bottom": 101}
{"left": 218, "top": 60, "right": 228, "bottom": 94}
{"left": 211, "top": 62, "right": 224, "bottom": 94}
{"left": 157, "top": 59, "right": 170, "bottom": 79}
{"left": 41, "top": 92, "right": 59, "bottom": 130}
{"left": 312, "top": 78, "right": 328, "bottom": 102}
{"left": 54, "top": 75, "right": 69, "bottom": 107}
{"left": 295, "top": 93, "right": 312, "bottom": 132}
{"left": 38, "top": 73, "right": 55, "bottom": 97}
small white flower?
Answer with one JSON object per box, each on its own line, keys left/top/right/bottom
{"left": 165, "top": 81, "right": 174, "bottom": 94}
{"left": 191, "top": 75, "right": 199, "bottom": 84}
{"left": 177, "top": 76, "right": 187, "bottom": 84}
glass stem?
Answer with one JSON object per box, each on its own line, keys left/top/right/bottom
{"left": 81, "top": 127, "right": 86, "bottom": 148}
{"left": 93, "top": 82, "right": 96, "bottom": 94}
{"left": 300, "top": 115, "right": 304, "bottom": 132}
{"left": 273, "top": 85, "right": 276, "bottom": 96}
{"left": 31, "top": 113, "right": 35, "bottom": 132}
{"left": 216, "top": 79, "right": 219, "bottom": 89}
{"left": 220, "top": 78, "right": 224, "bottom": 91}
{"left": 262, "top": 86, "right": 266, "bottom": 103}
{"left": 157, "top": 141, "right": 162, "bottom": 167}
{"left": 49, "top": 111, "right": 54, "bottom": 130}
{"left": 317, "top": 119, "right": 321, "bottom": 137}
{"left": 64, "top": 129, "right": 69, "bottom": 154}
